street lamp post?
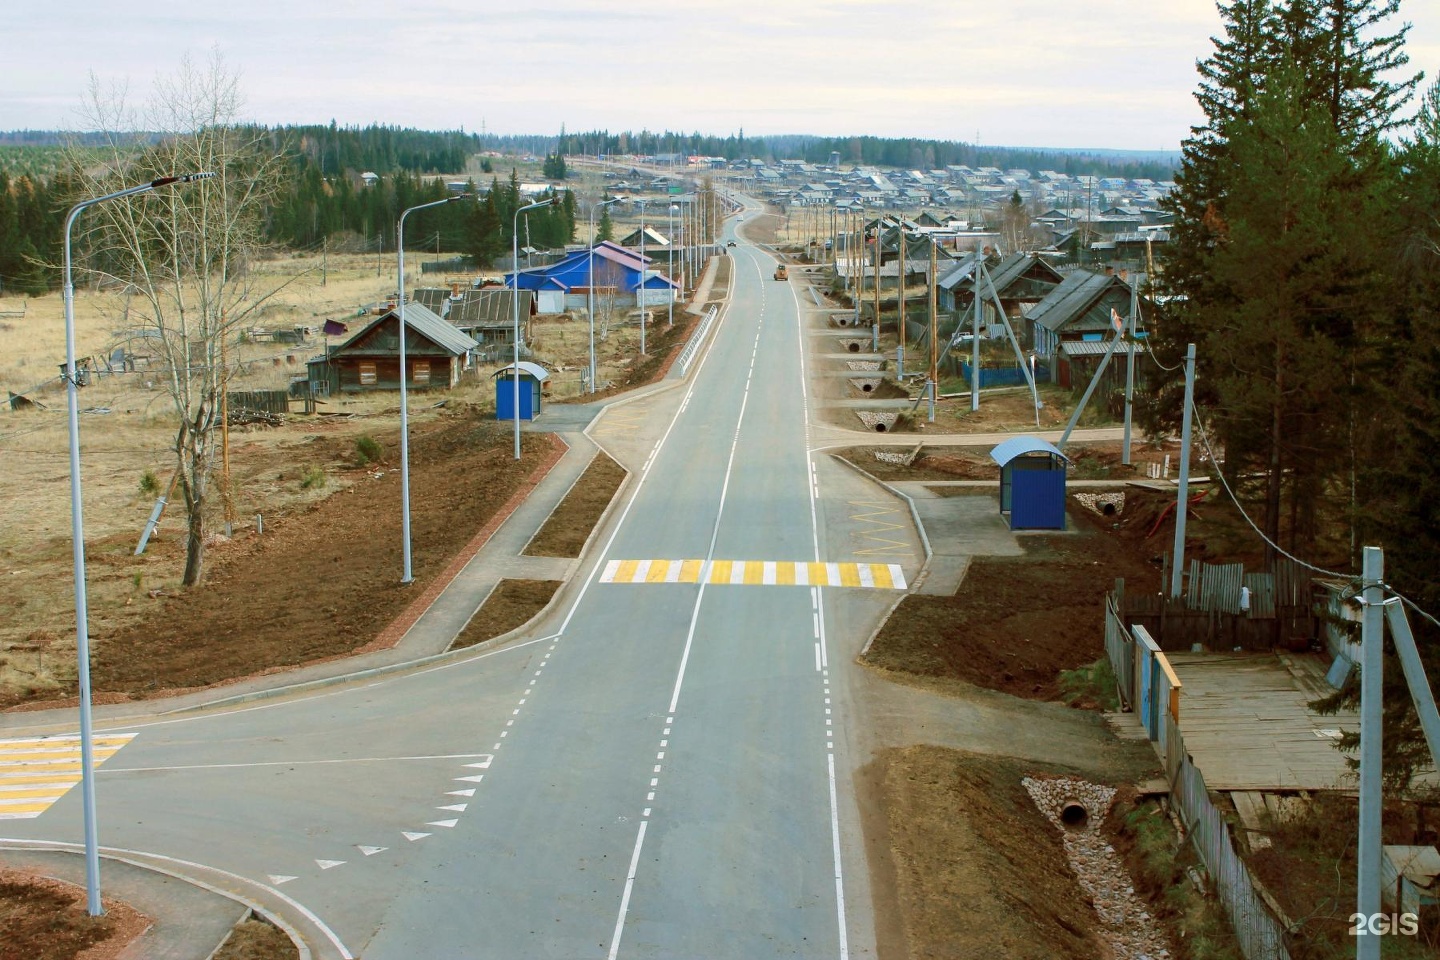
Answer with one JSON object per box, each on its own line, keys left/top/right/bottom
{"left": 636, "top": 200, "right": 649, "bottom": 354}
{"left": 513, "top": 196, "right": 557, "bottom": 459}
{"left": 62, "top": 171, "right": 213, "bottom": 916}
{"left": 588, "top": 197, "right": 620, "bottom": 393}
{"left": 397, "top": 194, "right": 470, "bottom": 583}
{"left": 668, "top": 203, "right": 676, "bottom": 328}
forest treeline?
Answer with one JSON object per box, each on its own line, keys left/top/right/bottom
{"left": 1148, "top": 0, "right": 1440, "bottom": 794}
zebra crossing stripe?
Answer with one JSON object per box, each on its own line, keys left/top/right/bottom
{"left": 598, "top": 560, "right": 907, "bottom": 590}
{"left": 0, "top": 733, "right": 137, "bottom": 820}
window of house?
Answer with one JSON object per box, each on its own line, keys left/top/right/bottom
{"left": 412, "top": 361, "right": 431, "bottom": 385}
{"left": 359, "top": 362, "right": 377, "bottom": 386}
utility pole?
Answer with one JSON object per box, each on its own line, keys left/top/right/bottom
{"left": 1123, "top": 270, "right": 1138, "bottom": 465}
{"left": 1356, "top": 545, "right": 1384, "bottom": 960}
{"left": 970, "top": 253, "right": 981, "bottom": 412}
{"left": 1169, "top": 343, "right": 1197, "bottom": 599}
{"left": 219, "top": 314, "right": 234, "bottom": 534}
{"left": 897, "top": 227, "right": 906, "bottom": 377}
{"left": 872, "top": 216, "right": 881, "bottom": 353}
{"left": 928, "top": 237, "right": 938, "bottom": 422}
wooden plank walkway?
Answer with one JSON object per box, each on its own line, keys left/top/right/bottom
{"left": 1167, "top": 652, "right": 1356, "bottom": 791}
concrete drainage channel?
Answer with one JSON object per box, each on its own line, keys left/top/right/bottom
{"left": 1023, "top": 777, "right": 1172, "bottom": 960}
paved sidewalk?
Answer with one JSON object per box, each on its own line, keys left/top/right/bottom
{"left": 0, "top": 848, "right": 247, "bottom": 960}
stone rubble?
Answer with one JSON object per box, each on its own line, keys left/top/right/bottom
{"left": 1023, "top": 775, "right": 1172, "bottom": 960}
{"left": 846, "top": 360, "right": 882, "bottom": 372}
{"left": 1073, "top": 491, "right": 1126, "bottom": 516}
{"left": 855, "top": 410, "right": 899, "bottom": 432}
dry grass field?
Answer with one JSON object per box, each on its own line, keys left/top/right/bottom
{"left": 0, "top": 248, "right": 672, "bottom": 703}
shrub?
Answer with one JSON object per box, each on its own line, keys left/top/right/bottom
{"left": 300, "top": 465, "right": 326, "bottom": 489}
{"left": 355, "top": 435, "right": 383, "bottom": 465}
{"left": 139, "top": 468, "right": 160, "bottom": 497}
{"left": 1058, "top": 657, "right": 1120, "bottom": 711}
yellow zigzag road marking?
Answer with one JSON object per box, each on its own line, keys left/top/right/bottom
{"left": 0, "top": 734, "right": 137, "bottom": 820}
{"left": 847, "top": 500, "right": 912, "bottom": 557}
{"left": 599, "top": 559, "right": 906, "bottom": 590}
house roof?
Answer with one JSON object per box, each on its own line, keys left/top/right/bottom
{"left": 1060, "top": 339, "right": 1146, "bottom": 357}
{"left": 989, "top": 435, "right": 1069, "bottom": 467}
{"left": 339, "top": 301, "right": 478, "bottom": 356}
{"left": 449, "top": 289, "right": 535, "bottom": 329}
{"left": 1027, "top": 271, "right": 1123, "bottom": 334}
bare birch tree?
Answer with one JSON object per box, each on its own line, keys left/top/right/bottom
{"left": 68, "top": 52, "right": 286, "bottom": 585}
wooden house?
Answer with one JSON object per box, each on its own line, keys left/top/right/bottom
{"left": 306, "top": 301, "right": 476, "bottom": 395}
{"left": 1026, "top": 270, "right": 1151, "bottom": 388}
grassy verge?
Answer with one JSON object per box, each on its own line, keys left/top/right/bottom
{"left": 525, "top": 452, "right": 626, "bottom": 558}
{"left": 1106, "top": 796, "right": 1243, "bottom": 960}
{"left": 451, "top": 579, "right": 560, "bottom": 650}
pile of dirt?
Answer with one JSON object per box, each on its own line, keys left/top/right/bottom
{"left": 864, "top": 508, "right": 1161, "bottom": 700}
{"left": 213, "top": 918, "right": 299, "bottom": 960}
{"left": 558, "top": 309, "right": 703, "bottom": 404}
{"left": 865, "top": 747, "right": 1108, "bottom": 959}
{"left": 0, "top": 868, "right": 149, "bottom": 960}
{"left": 526, "top": 452, "right": 626, "bottom": 557}
{"left": 48, "top": 415, "right": 559, "bottom": 703}
{"left": 452, "top": 579, "right": 561, "bottom": 651}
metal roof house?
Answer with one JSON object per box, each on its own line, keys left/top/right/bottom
{"left": 306, "top": 301, "right": 477, "bottom": 395}
{"left": 448, "top": 289, "right": 537, "bottom": 346}
{"left": 1027, "top": 270, "right": 1152, "bottom": 386}
{"left": 504, "top": 240, "right": 677, "bottom": 313}
{"left": 936, "top": 252, "right": 1065, "bottom": 344}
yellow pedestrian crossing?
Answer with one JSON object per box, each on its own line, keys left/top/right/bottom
{"left": 599, "top": 559, "right": 907, "bottom": 590}
{"left": 0, "top": 734, "right": 136, "bottom": 820}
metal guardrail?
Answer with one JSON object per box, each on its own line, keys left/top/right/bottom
{"left": 676, "top": 306, "right": 719, "bottom": 378}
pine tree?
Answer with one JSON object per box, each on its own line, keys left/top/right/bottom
{"left": 597, "top": 206, "right": 614, "bottom": 243}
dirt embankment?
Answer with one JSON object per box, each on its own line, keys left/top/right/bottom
{"left": 865, "top": 748, "right": 1110, "bottom": 960}
{"left": 0, "top": 414, "right": 559, "bottom": 708}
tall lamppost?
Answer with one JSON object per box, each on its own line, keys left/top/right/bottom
{"left": 667, "top": 202, "right": 676, "bottom": 327}
{"left": 62, "top": 171, "right": 213, "bottom": 915}
{"left": 637, "top": 199, "right": 648, "bottom": 355}
{"left": 513, "top": 196, "right": 556, "bottom": 459}
{"left": 587, "top": 196, "right": 620, "bottom": 393}
{"left": 397, "top": 193, "right": 470, "bottom": 583}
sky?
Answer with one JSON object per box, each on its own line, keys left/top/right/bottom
{"left": 4, "top": 1, "right": 1439, "bottom": 151}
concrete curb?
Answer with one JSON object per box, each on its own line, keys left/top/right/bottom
{"left": 367, "top": 432, "right": 570, "bottom": 652}
{"left": 0, "top": 841, "right": 324, "bottom": 960}
{"left": 830, "top": 452, "right": 934, "bottom": 563}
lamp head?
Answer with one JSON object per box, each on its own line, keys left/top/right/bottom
{"left": 150, "top": 171, "right": 215, "bottom": 188}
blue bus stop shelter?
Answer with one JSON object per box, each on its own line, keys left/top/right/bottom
{"left": 494, "top": 361, "right": 550, "bottom": 421}
{"left": 989, "top": 435, "right": 1070, "bottom": 530}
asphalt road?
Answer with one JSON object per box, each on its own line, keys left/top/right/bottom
{"left": 3, "top": 204, "right": 887, "bottom": 958}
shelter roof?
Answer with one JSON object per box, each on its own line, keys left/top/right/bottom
{"left": 492, "top": 361, "right": 550, "bottom": 382}
{"left": 989, "top": 435, "right": 1070, "bottom": 467}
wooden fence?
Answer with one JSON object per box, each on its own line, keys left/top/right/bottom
{"left": 1104, "top": 598, "right": 1293, "bottom": 959}
{"left": 1117, "top": 558, "right": 1317, "bottom": 652}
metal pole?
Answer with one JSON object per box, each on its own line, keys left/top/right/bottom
{"left": 1168, "top": 343, "right": 1197, "bottom": 599}
{"left": 61, "top": 172, "right": 212, "bottom": 916}
{"left": 928, "top": 237, "right": 938, "bottom": 423}
{"left": 638, "top": 200, "right": 647, "bottom": 355}
{"left": 971, "top": 252, "right": 981, "bottom": 411}
{"left": 668, "top": 203, "right": 676, "bottom": 327}
{"left": 587, "top": 197, "right": 618, "bottom": 394}
{"left": 897, "top": 227, "right": 906, "bottom": 377}
{"left": 872, "top": 215, "right": 880, "bottom": 353}
{"left": 1123, "top": 271, "right": 1138, "bottom": 465}
{"left": 513, "top": 197, "right": 554, "bottom": 460}
{"left": 397, "top": 195, "right": 464, "bottom": 582}
{"left": 1383, "top": 599, "right": 1440, "bottom": 772}
{"left": 1356, "top": 545, "right": 1384, "bottom": 960}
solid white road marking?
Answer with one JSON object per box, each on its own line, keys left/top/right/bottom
{"left": 316, "top": 859, "right": 345, "bottom": 870}
{"left": 98, "top": 753, "right": 492, "bottom": 775}
{"left": 455, "top": 775, "right": 484, "bottom": 783}
{"left": 607, "top": 820, "right": 649, "bottom": 960}
{"left": 426, "top": 819, "right": 458, "bottom": 828}
{"left": 402, "top": 832, "right": 429, "bottom": 841}
{"left": 268, "top": 875, "right": 297, "bottom": 885}
{"left": 447, "top": 789, "right": 475, "bottom": 797}
{"left": 356, "top": 846, "right": 386, "bottom": 856}
{"left": 437, "top": 803, "right": 468, "bottom": 812}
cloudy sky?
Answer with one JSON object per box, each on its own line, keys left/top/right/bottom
{"left": 6, "top": 1, "right": 1439, "bottom": 150}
